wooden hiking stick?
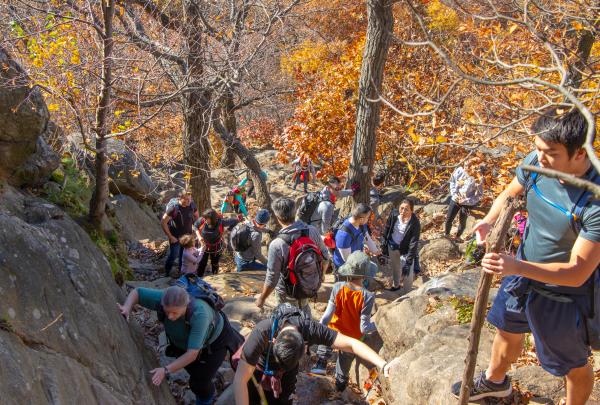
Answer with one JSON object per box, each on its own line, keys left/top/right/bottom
{"left": 458, "top": 197, "right": 517, "bottom": 405}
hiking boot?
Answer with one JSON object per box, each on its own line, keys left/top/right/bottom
{"left": 451, "top": 371, "right": 512, "bottom": 401}
{"left": 310, "top": 358, "right": 328, "bottom": 376}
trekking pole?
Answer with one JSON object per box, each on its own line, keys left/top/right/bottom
{"left": 458, "top": 197, "right": 517, "bottom": 405}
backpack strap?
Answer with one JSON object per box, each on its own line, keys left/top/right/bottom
{"left": 340, "top": 223, "right": 365, "bottom": 245}
{"left": 570, "top": 170, "right": 599, "bottom": 234}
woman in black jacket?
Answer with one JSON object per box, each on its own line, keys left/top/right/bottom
{"left": 381, "top": 199, "right": 421, "bottom": 292}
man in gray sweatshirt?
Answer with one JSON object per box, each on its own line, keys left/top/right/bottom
{"left": 233, "top": 209, "right": 270, "bottom": 272}
{"left": 255, "top": 197, "right": 331, "bottom": 317}
{"left": 309, "top": 176, "right": 355, "bottom": 234}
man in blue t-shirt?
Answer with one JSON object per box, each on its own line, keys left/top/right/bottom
{"left": 452, "top": 107, "right": 600, "bottom": 405}
{"left": 333, "top": 204, "right": 381, "bottom": 272}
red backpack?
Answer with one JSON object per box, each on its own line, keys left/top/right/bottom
{"left": 277, "top": 229, "right": 324, "bottom": 299}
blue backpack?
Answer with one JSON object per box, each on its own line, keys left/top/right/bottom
{"left": 157, "top": 273, "right": 225, "bottom": 327}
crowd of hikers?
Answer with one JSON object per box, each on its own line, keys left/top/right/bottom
{"left": 120, "top": 107, "right": 600, "bottom": 405}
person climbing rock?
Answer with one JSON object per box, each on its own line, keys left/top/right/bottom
{"left": 291, "top": 154, "right": 315, "bottom": 193}
{"left": 451, "top": 107, "right": 600, "bottom": 404}
{"left": 118, "top": 285, "right": 243, "bottom": 405}
{"left": 444, "top": 158, "right": 485, "bottom": 241}
{"left": 255, "top": 197, "right": 330, "bottom": 317}
{"left": 370, "top": 172, "right": 386, "bottom": 220}
{"left": 310, "top": 251, "right": 378, "bottom": 394}
{"left": 221, "top": 188, "right": 249, "bottom": 218}
{"left": 179, "top": 234, "right": 206, "bottom": 275}
{"left": 381, "top": 198, "right": 421, "bottom": 292}
{"left": 232, "top": 303, "right": 391, "bottom": 405}
{"left": 161, "top": 190, "right": 199, "bottom": 277}
{"left": 304, "top": 176, "right": 357, "bottom": 235}
{"left": 239, "top": 170, "right": 268, "bottom": 199}
{"left": 194, "top": 209, "right": 238, "bottom": 276}
{"left": 231, "top": 209, "right": 270, "bottom": 272}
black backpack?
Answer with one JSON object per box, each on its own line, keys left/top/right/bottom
{"left": 231, "top": 223, "right": 253, "bottom": 252}
{"left": 166, "top": 198, "right": 197, "bottom": 236}
{"left": 296, "top": 192, "right": 321, "bottom": 223}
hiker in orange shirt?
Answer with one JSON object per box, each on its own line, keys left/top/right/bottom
{"left": 309, "top": 251, "right": 378, "bottom": 393}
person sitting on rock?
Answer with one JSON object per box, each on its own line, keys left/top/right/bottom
{"left": 255, "top": 197, "right": 330, "bottom": 317}
{"left": 194, "top": 209, "right": 238, "bottom": 276}
{"left": 179, "top": 234, "right": 206, "bottom": 275}
{"left": 451, "top": 107, "right": 600, "bottom": 404}
{"left": 291, "top": 154, "right": 316, "bottom": 193}
{"left": 239, "top": 170, "right": 268, "bottom": 199}
{"left": 381, "top": 198, "right": 421, "bottom": 292}
{"left": 118, "top": 285, "right": 243, "bottom": 405}
{"left": 333, "top": 204, "right": 381, "bottom": 276}
{"left": 310, "top": 251, "right": 378, "bottom": 393}
{"left": 221, "top": 188, "right": 248, "bottom": 218}
{"left": 232, "top": 209, "right": 270, "bottom": 272}
{"left": 444, "top": 158, "right": 485, "bottom": 241}
{"left": 161, "top": 190, "right": 199, "bottom": 277}
{"left": 309, "top": 176, "right": 357, "bottom": 235}
{"left": 232, "top": 302, "right": 391, "bottom": 405}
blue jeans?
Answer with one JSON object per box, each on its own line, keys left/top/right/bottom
{"left": 165, "top": 242, "right": 183, "bottom": 275}
{"left": 234, "top": 254, "right": 267, "bottom": 272}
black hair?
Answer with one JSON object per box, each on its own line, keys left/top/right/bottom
{"left": 202, "top": 208, "right": 219, "bottom": 226}
{"left": 372, "top": 172, "right": 385, "bottom": 186}
{"left": 532, "top": 107, "right": 590, "bottom": 157}
{"left": 272, "top": 197, "right": 295, "bottom": 224}
{"left": 351, "top": 203, "right": 372, "bottom": 219}
{"left": 400, "top": 198, "right": 414, "bottom": 210}
{"left": 273, "top": 328, "right": 304, "bottom": 371}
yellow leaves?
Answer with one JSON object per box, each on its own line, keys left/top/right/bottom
{"left": 508, "top": 24, "right": 519, "bottom": 35}
{"left": 435, "top": 135, "right": 448, "bottom": 143}
{"left": 47, "top": 103, "right": 59, "bottom": 112}
{"left": 427, "top": 0, "right": 460, "bottom": 32}
{"left": 183, "top": 171, "right": 192, "bottom": 181}
{"left": 571, "top": 21, "right": 584, "bottom": 31}
{"left": 130, "top": 170, "right": 140, "bottom": 178}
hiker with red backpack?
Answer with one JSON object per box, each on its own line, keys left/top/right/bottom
{"left": 291, "top": 154, "right": 316, "bottom": 193}
{"left": 194, "top": 209, "right": 239, "bottom": 276}
{"left": 255, "top": 197, "right": 331, "bottom": 317}
{"left": 161, "top": 190, "right": 199, "bottom": 277}
{"left": 118, "top": 280, "right": 243, "bottom": 405}
{"left": 231, "top": 209, "right": 270, "bottom": 272}
{"left": 221, "top": 188, "right": 248, "bottom": 218}
{"left": 298, "top": 176, "right": 357, "bottom": 235}
{"left": 232, "top": 302, "right": 391, "bottom": 405}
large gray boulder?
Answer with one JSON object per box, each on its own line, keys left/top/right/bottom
{"left": 0, "top": 47, "right": 59, "bottom": 186}
{"left": 67, "top": 133, "right": 158, "bottom": 203}
{"left": 0, "top": 186, "right": 175, "bottom": 405}
{"left": 111, "top": 194, "right": 164, "bottom": 243}
{"left": 419, "top": 237, "right": 460, "bottom": 264}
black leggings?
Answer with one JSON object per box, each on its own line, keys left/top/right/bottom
{"left": 445, "top": 200, "right": 473, "bottom": 238}
{"left": 198, "top": 251, "right": 221, "bottom": 276}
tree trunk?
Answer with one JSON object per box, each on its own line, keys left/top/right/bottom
{"left": 341, "top": 0, "right": 394, "bottom": 216}
{"left": 565, "top": 29, "right": 594, "bottom": 90}
{"left": 89, "top": 0, "right": 115, "bottom": 229}
{"left": 182, "top": 1, "right": 212, "bottom": 213}
{"left": 213, "top": 119, "right": 272, "bottom": 215}
{"left": 182, "top": 90, "right": 213, "bottom": 214}
{"left": 220, "top": 91, "right": 238, "bottom": 169}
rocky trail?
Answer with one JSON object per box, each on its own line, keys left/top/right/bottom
{"left": 116, "top": 149, "right": 598, "bottom": 405}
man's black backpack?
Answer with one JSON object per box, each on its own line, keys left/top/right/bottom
{"left": 296, "top": 192, "right": 321, "bottom": 223}
{"left": 231, "top": 222, "right": 253, "bottom": 252}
